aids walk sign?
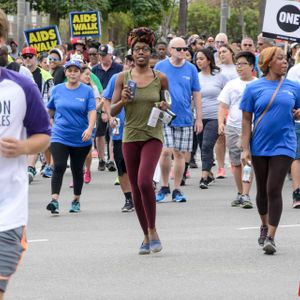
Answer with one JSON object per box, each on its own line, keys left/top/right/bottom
{"left": 263, "top": 0, "right": 300, "bottom": 42}
{"left": 70, "top": 11, "right": 101, "bottom": 38}
{"left": 24, "top": 26, "right": 61, "bottom": 53}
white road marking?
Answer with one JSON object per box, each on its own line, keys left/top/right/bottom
{"left": 28, "top": 239, "right": 49, "bottom": 243}
{"left": 237, "top": 224, "right": 300, "bottom": 230}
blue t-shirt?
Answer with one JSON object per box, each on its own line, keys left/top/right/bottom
{"left": 103, "top": 74, "right": 124, "bottom": 141}
{"left": 47, "top": 83, "right": 96, "bottom": 147}
{"left": 240, "top": 77, "right": 300, "bottom": 158}
{"left": 155, "top": 59, "right": 201, "bottom": 127}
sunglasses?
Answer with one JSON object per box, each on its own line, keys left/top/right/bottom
{"left": 172, "top": 47, "right": 188, "bottom": 52}
{"left": 48, "top": 56, "right": 60, "bottom": 62}
{"left": 22, "top": 54, "right": 34, "bottom": 59}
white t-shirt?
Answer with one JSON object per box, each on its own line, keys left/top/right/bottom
{"left": 218, "top": 77, "right": 257, "bottom": 129}
{"left": 287, "top": 64, "right": 300, "bottom": 123}
{"left": 0, "top": 68, "right": 51, "bottom": 232}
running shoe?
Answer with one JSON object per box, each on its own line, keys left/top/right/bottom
{"left": 40, "top": 162, "right": 46, "bottom": 175}
{"left": 28, "top": 166, "right": 36, "bottom": 184}
{"left": 42, "top": 165, "right": 53, "bottom": 178}
{"left": 92, "top": 149, "right": 98, "bottom": 158}
{"left": 69, "top": 200, "right": 81, "bottom": 213}
{"left": 106, "top": 160, "right": 116, "bottom": 172}
{"left": 185, "top": 170, "right": 191, "bottom": 178}
{"left": 139, "top": 242, "right": 150, "bottom": 255}
{"left": 292, "top": 189, "right": 300, "bottom": 209}
{"left": 263, "top": 236, "right": 276, "bottom": 255}
{"left": 156, "top": 186, "right": 171, "bottom": 202}
{"left": 258, "top": 225, "right": 268, "bottom": 247}
{"left": 98, "top": 159, "right": 106, "bottom": 171}
{"left": 199, "top": 178, "right": 208, "bottom": 189}
{"left": 83, "top": 170, "right": 91, "bottom": 184}
{"left": 240, "top": 194, "right": 253, "bottom": 209}
{"left": 189, "top": 159, "right": 198, "bottom": 169}
{"left": 114, "top": 176, "right": 120, "bottom": 186}
{"left": 216, "top": 167, "right": 226, "bottom": 179}
{"left": 46, "top": 199, "right": 59, "bottom": 214}
{"left": 150, "top": 239, "right": 162, "bottom": 253}
{"left": 172, "top": 189, "right": 187, "bottom": 202}
{"left": 121, "top": 199, "right": 134, "bottom": 212}
{"left": 231, "top": 193, "right": 242, "bottom": 207}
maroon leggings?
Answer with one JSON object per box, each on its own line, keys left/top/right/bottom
{"left": 123, "top": 139, "right": 162, "bottom": 235}
{"left": 252, "top": 155, "right": 293, "bottom": 227}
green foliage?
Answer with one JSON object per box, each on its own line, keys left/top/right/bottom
{"left": 187, "top": 1, "right": 260, "bottom": 40}
{"left": 187, "top": 3, "right": 220, "bottom": 38}
{"left": 0, "top": 0, "right": 17, "bottom": 14}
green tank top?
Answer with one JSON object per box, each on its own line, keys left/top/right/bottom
{"left": 123, "top": 70, "right": 163, "bottom": 143}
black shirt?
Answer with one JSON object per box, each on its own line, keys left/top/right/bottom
{"left": 92, "top": 61, "right": 123, "bottom": 89}
{"left": 52, "top": 66, "right": 65, "bottom": 85}
{"left": 32, "top": 68, "right": 43, "bottom": 92}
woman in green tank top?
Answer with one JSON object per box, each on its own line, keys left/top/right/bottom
{"left": 111, "top": 27, "right": 169, "bottom": 255}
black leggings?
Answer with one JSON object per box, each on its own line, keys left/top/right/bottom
{"left": 51, "top": 142, "right": 91, "bottom": 196}
{"left": 252, "top": 155, "right": 293, "bottom": 227}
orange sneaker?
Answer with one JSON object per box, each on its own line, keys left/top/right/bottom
{"left": 216, "top": 167, "right": 226, "bottom": 179}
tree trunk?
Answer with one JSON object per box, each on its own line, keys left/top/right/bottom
{"left": 258, "top": 0, "right": 266, "bottom": 33}
{"left": 101, "top": 10, "right": 109, "bottom": 44}
{"left": 178, "top": 0, "right": 187, "bottom": 37}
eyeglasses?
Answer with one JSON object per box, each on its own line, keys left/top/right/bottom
{"left": 22, "top": 54, "right": 34, "bottom": 59}
{"left": 243, "top": 44, "right": 253, "bottom": 47}
{"left": 235, "top": 62, "right": 249, "bottom": 67}
{"left": 172, "top": 47, "right": 188, "bottom": 52}
{"left": 48, "top": 56, "right": 60, "bottom": 62}
{"left": 88, "top": 53, "right": 98, "bottom": 56}
{"left": 133, "top": 46, "right": 151, "bottom": 53}
{"left": 215, "top": 41, "right": 225, "bottom": 45}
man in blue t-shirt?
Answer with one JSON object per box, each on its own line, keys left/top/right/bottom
{"left": 154, "top": 37, "right": 203, "bottom": 203}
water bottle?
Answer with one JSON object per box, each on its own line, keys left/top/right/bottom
{"left": 242, "top": 162, "right": 252, "bottom": 183}
{"left": 112, "top": 118, "right": 120, "bottom": 135}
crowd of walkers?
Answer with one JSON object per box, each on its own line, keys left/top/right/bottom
{"left": 2, "top": 6, "right": 300, "bottom": 297}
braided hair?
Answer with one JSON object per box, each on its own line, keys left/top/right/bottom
{"left": 128, "top": 27, "right": 156, "bottom": 51}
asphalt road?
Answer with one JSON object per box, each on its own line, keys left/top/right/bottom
{"left": 5, "top": 160, "right": 300, "bottom": 300}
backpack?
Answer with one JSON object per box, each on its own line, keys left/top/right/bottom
{"left": 7, "top": 61, "right": 21, "bottom": 72}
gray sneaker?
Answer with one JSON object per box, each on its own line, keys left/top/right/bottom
{"left": 263, "top": 236, "right": 276, "bottom": 255}
{"left": 240, "top": 194, "right": 253, "bottom": 209}
{"left": 231, "top": 193, "right": 242, "bottom": 207}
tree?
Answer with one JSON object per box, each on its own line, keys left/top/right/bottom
{"left": 178, "top": 0, "right": 188, "bottom": 36}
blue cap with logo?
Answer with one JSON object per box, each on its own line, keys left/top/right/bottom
{"left": 64, "top": 60, "right": 81, "bottom": 70}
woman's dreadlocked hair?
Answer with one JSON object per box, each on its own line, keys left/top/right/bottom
{"left": 128, "top": 27, "right": 156, "bottom": 50}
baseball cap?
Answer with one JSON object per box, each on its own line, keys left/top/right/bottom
{"left": 10, "top": 39, "right": 18, "bottom": 47}
{"left": 291, "top": 43, "right": 300, "bottom": 49}
{"left": 70, "top": 53, "right": 84, "bottom": 63}
{"left": 49, "top": 48, "right": 63, "bottom": 61}
{"left": 21, "top": 46, "right": 37, "bottom": 56}
{"left": 64, "top": 60, "right": 81, "bottom": 70}
{"left": 99, "top": 44, "right": 114, "bottom": 56}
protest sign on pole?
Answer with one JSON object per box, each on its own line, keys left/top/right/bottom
{"left": 263, "top": 0, "right": 300, "bottom": 43}
{"left": 69, "top": 11, "right": 101, "bottom": 38}
{"left": 24, "top": 26, "right": 61, "bottom": 53}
